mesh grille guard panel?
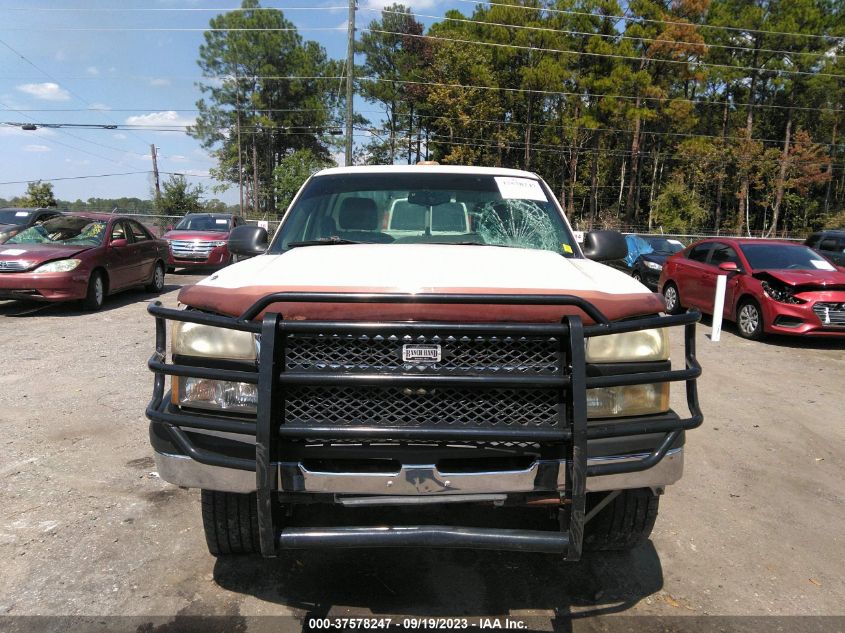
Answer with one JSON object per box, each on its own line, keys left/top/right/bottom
{"left": 284, "top": 385, "right": 561, "bottom": 429}
{"left": 284, "top": 332, "right": 561, "bottom": 374}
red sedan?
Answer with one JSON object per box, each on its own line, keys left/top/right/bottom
{"left": 0, "top": 213, "right": 169, "bottom": 310}
{"left": 659, "top": 238, "right": 845, "bottom": 339}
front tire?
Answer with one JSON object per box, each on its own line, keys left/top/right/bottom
{"left": 201, "top": 490, "right": 260, "bottom": 556}
{"left": 82, "top": 270, "right": 105, "bottom": 311}
{"left": 737, "top": 298, "right": 764, "bottom": 340}
{"left": 583, "top": 488, "right": 660, "bottom": 551}
{"left": 662, "top": 282, "right": 683, "bottom": 315}
{"left": 145, "top": 261, "right": 165, "bottom": 293}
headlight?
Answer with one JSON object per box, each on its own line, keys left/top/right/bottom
{"left": 587, "top": 383, "right": 669, "bottom": 418}
{"left": 33, "top": 259, "right": 81, "bottom": 273}
{"left": 761, "top": 280, "right": 805, "bottom": 304}
{"left": 643, "top": 260, "right": 662, "bottom": 271}
{"left": 585, "top": 328, "right": 668, "bottom": 362}
{"left": 173, "top": 376, "right": 258, "bottom": 413}
{"left": 172, "top": 321, "right": 258, "bottom": 359}
{"left": 171, "top": 322, "right": 259, "bottom": 412}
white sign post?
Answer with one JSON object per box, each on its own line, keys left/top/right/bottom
{"left": 711, "top": 274, "right": 727, "bottom": 342}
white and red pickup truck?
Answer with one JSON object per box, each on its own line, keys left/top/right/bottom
{"left": 146, "top": 165, "right": 702, "bottom": 560}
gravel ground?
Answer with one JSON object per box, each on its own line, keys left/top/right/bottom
{"left": 1, "top": 271, "right": 843, "bottom": 626}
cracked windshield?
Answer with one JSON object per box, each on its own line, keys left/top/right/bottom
{"left": 273, "top": 172, "right": 577, "bottom": 256}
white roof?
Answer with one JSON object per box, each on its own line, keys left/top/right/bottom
{"left": 315, "top": 164, "right": 542, "bottom": 179}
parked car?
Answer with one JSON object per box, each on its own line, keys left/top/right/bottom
{"left": 659, "top": 238, "right": 845, "bottom": 339}
{"left": 145, "top": 164, "right": 704, "bottom": 562}
{"left": 161, "top": 213, "right": 246, "bottom": 271}
{"left": 615, "top": 234, "right": 684, "bottom": 289}
{"left": 0, "top": 213, "right": 168, "bottom": 310}
{"left": 805, "top": 229, "right": 845, "bottom": 268}
{"left": 0, "top": 207, "right": 64, "bottom": 244}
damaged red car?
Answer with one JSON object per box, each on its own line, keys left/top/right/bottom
{"left": 659, "top": 238, "right": 845, "bottom": 340}
{"left": 0, "top": 213, "right": 168, "bottom": 310}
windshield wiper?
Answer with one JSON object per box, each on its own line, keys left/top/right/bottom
{"left": 287, "top": 237, "right": 364, "bottom": 248}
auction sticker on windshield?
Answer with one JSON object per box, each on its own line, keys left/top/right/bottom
{"left": 811, "top": 259, "right": 836, "bottom": 271}
{"left": 494, "top": 177, "right": 546, "bottom": 201}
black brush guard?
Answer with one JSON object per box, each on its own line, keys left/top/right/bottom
{"left": 146, "top": 292, "right": 702, "bottom": 559}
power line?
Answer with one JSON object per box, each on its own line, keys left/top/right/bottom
{"left": 368, "top": 76, "right": 843, "bottom": 114}
{"left": 0, "top": 171, "right": 151, "bottom": 186}
{"left": 367, "top": 7, "right": 844, "bottom": 61}
{"left": 452, "top": 0, "right": 844, "bottom": 43}
{"left": 364, "top": 29, "right": 845, "bottom": 80}
{"left": 0, "top": 37, "right": 154, "bottom": 151}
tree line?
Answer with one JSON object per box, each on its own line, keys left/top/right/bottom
{"left": 180, "top": 0, "right": 845, "bottom": 235}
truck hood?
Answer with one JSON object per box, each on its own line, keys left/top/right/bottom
{"left": 753, "top": 268, "right": 845, "bottom": 290}
{"left": 178, "top": 244, "right": 665, "bottom": 323}
{"left": 0, "top": 243, "right": 92, "bottom": 269}
{"left": 162, "top": 230, "right": 229, "bottom": 241}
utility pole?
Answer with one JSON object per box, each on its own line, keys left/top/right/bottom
{"left": 150, "top": 144, "right": 161, "bottom": 201}
{"left": 345, "top": 0, "right": 356, "bottom": 166}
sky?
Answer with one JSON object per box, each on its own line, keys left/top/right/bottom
{"left": 0, "top": 0, "right": 464, "bottom": 207}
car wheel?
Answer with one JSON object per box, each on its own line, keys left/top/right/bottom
{"left": 582, "top": 488, "right": 659, "bottom": 551}
{"left": 201, "top": 490, "right": 260, "bottom": 555}
{"left": 737, "top": 299, "right": 764, "bottom": 340}
{"left": 146, "top": 262, "right": 165, "bottom": 293}
{"left": 662, "top": 282, "right": 682, "bottom": 315}
{"left": 82, "top": 271, "right": 105, "bottom": 311}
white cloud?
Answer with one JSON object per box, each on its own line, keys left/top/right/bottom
{"left": 168, "top": 154, "right": 189, "bottom": 163}
{"left": 86, "top": 66, "right": 100, "bottom": 76}
{"left": 149, "top": 78, "right": 171, "bottom": 87}
{"left": 16, "top": 82, "right": 71, "bottom": 101}
{"left": 125, "top": 110, "right": 195, "bottom": 130}
{"left": 24, "top": 144, "right": 51, "bottom": 152}
{"left": 55, "top": 49, "right": 66, "bottom": 62}
{"left": 113, "top": 133, "right": 127, "bottom": 140}
{"left": 89, "top": 103, "right": 111, "bottom": 111}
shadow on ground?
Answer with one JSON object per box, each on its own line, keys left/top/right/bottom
{"left": 212, "top": 505, "right": 663, "bottom": 621}
{"left": 0, "top": 285, "right": 182, "bottom": 317}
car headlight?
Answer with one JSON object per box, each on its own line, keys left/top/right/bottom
{"left": 586, "top": 328, "right": 670, "bottom": 418}
{"left": 174, "top": 376, "right": 258, "bottom": 413}
{"left": 172, "top": 321, "right": 258, "bottom": 359}
{"left": 587, "top": 383, "right": 669, "bottom": 418}
{"left": 761, "top": 280, "right": 805, "bottom": 304}
{"left": 171, "top": 322, "right": 259, "bottom": 412}
{"left": 33, "top": 258, "right": 81, "bottom": 273}
{"left": 643, "top": 260, "right": 662, "bottom": 271}
{"left": 585, "top": 328, "right": 668, "bottom": 362}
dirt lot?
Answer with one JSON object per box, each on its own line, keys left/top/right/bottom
{"left": 1, "top": 272, "right": 844, "bottom": 626}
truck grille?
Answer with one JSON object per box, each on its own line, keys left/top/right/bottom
{"left": 284, "top": 386, "right": 560, "bottom": 428}
{"left": 169, "top": 240, "right": 216, "bottom": 259}
{"left": 284, "top": 332, "right": 561, "bottom": 374}
{"left": 813, "top": 302, "right": 845, "bottom": 326}
{"left": 0, "top": 260, "right": 31, "bottom": 272}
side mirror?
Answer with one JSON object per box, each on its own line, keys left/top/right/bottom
{"left": 110, "top": 238, "right": 128, "bottom": 248}
{"left": 583, "top": 230, "right": 627, "bottom": 262}
{"left": 718, "top": 261, "right": 739, "bottom": 273}
{"left": 229, "top": 225, "right": 268, "bottom": 257}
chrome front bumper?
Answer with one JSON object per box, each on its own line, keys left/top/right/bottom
{"left": 153, "top": 447, "right": 683, "bottom": 497}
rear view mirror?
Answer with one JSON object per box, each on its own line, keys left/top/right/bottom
{"left": 583, "top": 230, "right": 627, "bottom": 262}
{"left": 408, "top": 190, "right": 452, "bottom": 207}
{"left": 229, "top": 225, "right": 268, "bottom": 257}
{"left": 718, "top": 261, "right": 739, "bottom": 273}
